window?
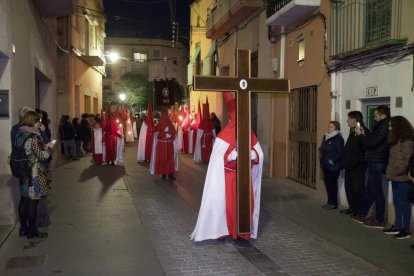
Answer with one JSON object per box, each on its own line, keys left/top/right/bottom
{"left": 365, "top": 0, "right": 391, "bottom": 45}
{"left": 134, "top": 53, "right": 147, "bottom": 62}
{"left": 153, "top": 49, "right": 160, "bottom": 58}
{"left": 297, "top": 34, "right": 305, "bottom": 64}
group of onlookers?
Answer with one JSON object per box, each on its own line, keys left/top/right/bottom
{"left": 58, "top": 113, "right": 99, "bottom": 160}
{"left": 319, "top": 105, "right": 414, "bottom": 251}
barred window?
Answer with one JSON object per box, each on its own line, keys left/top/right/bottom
{"left": 365, "top": 0, "right": 391, "bottom": 45}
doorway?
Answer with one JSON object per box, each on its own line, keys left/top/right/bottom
{"left": 361, "top": 97, "right": 390, "bottom": 131}
{"left": 288, "top": 85, "right": 318, "bottom": 188}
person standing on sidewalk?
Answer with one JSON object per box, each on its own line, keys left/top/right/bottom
{"left": 356, "top": 105, "right": 390, "bottom": 228}
{"left": 17, "top": 111, "right": 56, "bottom": 238}
{"left": 342, "top": 111, "right": 369, "bottom": 219}
{"left": 382, "top": 116, "right": 414, "bottom": 239}
{"left": 319, "top": 121, "right": 344, "bottom": 210}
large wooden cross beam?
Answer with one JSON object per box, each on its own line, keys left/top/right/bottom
{"left": 193, "top": 49, "right": 290, "bottom": 235}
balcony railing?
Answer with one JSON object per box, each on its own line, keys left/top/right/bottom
{"left": 206, "top": 0, "right": 263, "bottom": 39}
{"left": 266, "top": 0, "right": 320, "bottom": 26}
{"left": 331, "top": 0, "right": 403, "bottom": 57}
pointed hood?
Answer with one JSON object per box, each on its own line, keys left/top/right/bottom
{"left": 199, "top": 96, "right": 214, "bottom": 132}
{"left": 145, "top": 101, "right": 154, "bottom": 128}
{"left": 218, "top": 92, "right": 258, "bottom": 145}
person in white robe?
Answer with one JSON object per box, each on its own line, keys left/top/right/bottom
{"left": 190, "top": 92, "right": 263, "bottom": 242}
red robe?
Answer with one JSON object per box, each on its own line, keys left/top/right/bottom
{"left": 198, "top": 102, "right": 214, "bottom": 163}
{"left": 182, "top": 107, "right": 190, "bottom": 153}
{"left": 221, "top": 128, "right": 259, "bottom": 240}
{"left": 104, "top": 117, "right": 121, "bottom": 162}
{"left": 154, "top": 113, "right": 176, "bottom": 175}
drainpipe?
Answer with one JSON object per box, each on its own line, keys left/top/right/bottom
{"left": 280, "top": 26, "right": 285, "bottom": 78}
{"left": 330, "top": 72, "right": 336, "bottom": 121}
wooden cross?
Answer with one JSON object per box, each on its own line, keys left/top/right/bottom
{"left": 193, "top": 49, "right": 290, "bottom": 234}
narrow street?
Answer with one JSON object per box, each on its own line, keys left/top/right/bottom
{"left": 0, "top": 142, "right": 413, "bottom": 275}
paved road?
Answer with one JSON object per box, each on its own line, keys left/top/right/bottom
{"left": 0, "top": 142, "right": 412, "bottom": 275}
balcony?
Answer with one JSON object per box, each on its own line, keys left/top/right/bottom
{"left": 206, "top": 0, "right": 263, "bottom": 39}
{"left": 266, "top": 0, "right": 321, "bottom": 26}
{"left": 33, "top": 0, "right": 75, "bottom": 17}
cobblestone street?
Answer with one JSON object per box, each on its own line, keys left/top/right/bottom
{"left": 0, "top": 143, "right": 413, "bottom": 275}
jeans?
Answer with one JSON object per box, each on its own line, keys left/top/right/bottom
{"left": 392, "top": 181, "right": 412, "bottom": 232}
{"left": 63, "top": 139, "right": 76, "bottom": 159}
{"left": 323, "top": 169, "right": 340, "bottom": 206}
{"left": 344, "top": 167, "right": 366, "bottom": 216}
{"left": 365, "top": 162, "right": 387, "bottom": 222}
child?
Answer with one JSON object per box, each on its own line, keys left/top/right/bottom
{"left": 91, "top": 120, "right": 103, "bottom": 165}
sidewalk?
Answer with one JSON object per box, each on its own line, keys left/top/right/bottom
{"left": 0, "top": 142, "right": 412, "bottom": 275}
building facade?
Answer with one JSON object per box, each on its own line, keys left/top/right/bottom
{"left": 103, "top": 37, "right": 188, "bottom": 108}
{"left": 188, "top": 0, "right": 222, "bottom": 119}
{"left": 266, "top": 0, "right": 331, "bottom": 192}
{"left": 57, "top": 0, "right": 106, "bottom": 119}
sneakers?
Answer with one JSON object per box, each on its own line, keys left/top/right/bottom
{"left": 322, "top": 204, "right": 338, "bottom": 210}
{"left": 351, "top": 214, "right": 366, "bottom": 224}
{"left": 394, "top": 231, "right": 411, "bottom": 240}
{"left": 383, "top": 225, "right": 400, "bottom": 235}
{"left": 339, "top": 208, "right": 353, "bottom": 214}
{"left": 363, "top": 219, "right": 385, "bottom": 229}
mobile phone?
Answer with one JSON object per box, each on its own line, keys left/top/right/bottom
{"left": 51, "top": 139, "right": 57, "bottom": 144}
{"left": 356, "top": 122, "right": 361, "bottom": 128}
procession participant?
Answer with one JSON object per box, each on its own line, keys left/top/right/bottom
{"left": 137, "top": 102, "right": 155, "bottom": 162}
{"left": 91, "top": 120, "right": 103, "bottom": 165}
{"left": 152, "top": 107, "right": 177, "bottom": 180}
{"left": 194, "top": 97, "right": 215, "bottom": 163}
{"left": 190, "top": 92, "right": 264, "bottom": 242}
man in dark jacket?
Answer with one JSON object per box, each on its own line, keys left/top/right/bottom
{"left": 343, "top": 111, "right": 368, "bottom": 220}
{"left": 356, "top": 105, "right": 390, "bottom": 228}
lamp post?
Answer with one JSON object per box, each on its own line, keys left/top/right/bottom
{"left": 118, "top": 92, "right": 126, "bottom": 102}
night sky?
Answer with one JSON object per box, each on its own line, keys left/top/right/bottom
{"left": 103, "top": 0, "right": 193, "bottom": 48}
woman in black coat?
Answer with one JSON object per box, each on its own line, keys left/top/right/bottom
{"left": 319, "top": 121, "right": 344, "bottom": 210}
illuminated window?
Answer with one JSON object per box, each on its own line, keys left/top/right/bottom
{"left": 133, "top": 53, "right": 147, "bottom": 62}
{"left": 297, "top": 34, "right": 305, "bottom": 63}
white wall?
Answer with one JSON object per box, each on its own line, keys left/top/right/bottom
{"left": 337, "top": 57, "right": 414, "bottom": 139}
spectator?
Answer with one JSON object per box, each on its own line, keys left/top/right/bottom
{"left": 79, "top": 113, "right": 91, "bottom": 154}
{"left": 16, "top": 111, "right": 55, "bottom": 238}
{"left": 72, "top": 117, "right": 84, "bottom": 158}
{"left": 342, "top": 111, "right": 369, "bottom": 221}
{"left": 319, "top": 121, "right": 344, "bottom": 210}
{"left": 59, "top": 115, "right": 78, "bottom": 161}
{"left": 11, "top": 106, "right": 33, "bottom": 149}
{"left": 382, "top": 116, "right": 414, "bottom": 239}
{"left": 356, "top": 105, "right": 390, "bottom": 228}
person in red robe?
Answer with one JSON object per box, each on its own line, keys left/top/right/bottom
{"left": 182, "top": 105, "right": 190, "bottom": 153}
{"left": 192, "top": 100, "right": 202, "bottom": 153}
{"left": 144, "top": 103, "right": 155, "bottom": 162}
{"left": 190, "top": 92, "right": 264, "bottom": 242}
{"left": 104, "top": 113, "right": 122, "bottom": 165}
{"left": 198, "top": 97, "right": 215, "bottom": 162}
{"left": 154, "top": 107, "right": 177, "bottom": 180}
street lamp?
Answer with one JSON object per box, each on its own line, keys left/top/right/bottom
{"left": 118, "top": 93, "right": 126, "bottom": 102}
{"left": 108, "top": 51, "right": 119, "bottom": 63}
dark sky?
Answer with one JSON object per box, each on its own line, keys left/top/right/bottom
{"left": 103, "top": 0, "right": 193, "bottom": 48}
